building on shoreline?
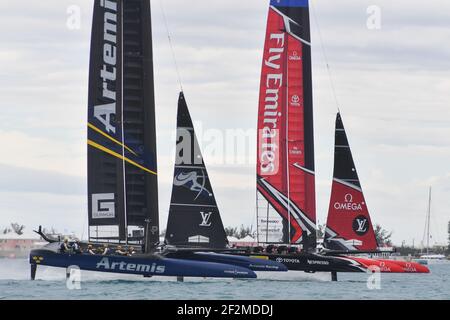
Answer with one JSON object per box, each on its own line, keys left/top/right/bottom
{"left": 0, "top": 231, "right": 46, "bottom": 259}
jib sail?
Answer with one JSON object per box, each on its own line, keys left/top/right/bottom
{"left": 87, "top": 0, "right": 159, "bottom": 249}
{"left": 256, "top": 0, "right": 316, "bottom": 250}
{"left": 324, "top": 113, "right": 378, "bottom": 252}
{"left": 165, "top": 93, "right": 228, "bottom": 248}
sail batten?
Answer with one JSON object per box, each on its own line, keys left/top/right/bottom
{"left": 256, "top": 0, "right": 316, "bottom": 249}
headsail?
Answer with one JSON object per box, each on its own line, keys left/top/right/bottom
{"left": 165, "top": 93, "right": 228, "bottom": 248}
{"left": 256, "top": 0, "right": 316, "bottom": 250}
{"left": 87, "top": 0, "right": 159, "bottom": 249}
{"left": 324, "top": 113, "right": 378, "bottom": 252}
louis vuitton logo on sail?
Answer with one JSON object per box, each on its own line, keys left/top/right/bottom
{"left": 200, "top": 212, "right": 212, "bottom": 227}
{"left": 94, "top": 0, "right": 118, "bottom": 134}
{"left": 260, "top": 33, "right": 285, "bottom": 175}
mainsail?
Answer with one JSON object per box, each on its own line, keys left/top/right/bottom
{"left": 324, "top": 113, "right": 378, "bottom": 252}
{"left": 256, "top": 0, "right": 316, "bottom": 249}
{"left": 87, "top": 0, "right": 159, "bottom": 249}
{"left": 165, "top": 93, "right": 228, "bottom": 248}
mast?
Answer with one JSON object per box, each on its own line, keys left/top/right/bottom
{"left": 87, "top": 0, "right": 159, "bottom": 252}
{"left": 120, "top": 0, "right": 128, "bottom": 244}
{"left": 426, "top": 187, "right": 432, "bottom": 254}
{"left": 256, "top": 0, "right": 316, "bottom": 250}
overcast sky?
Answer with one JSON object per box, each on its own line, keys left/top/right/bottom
{"left": 0, "top": 0, "right": 449, "bottom": 246}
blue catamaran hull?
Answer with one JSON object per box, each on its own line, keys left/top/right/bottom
{"left": 30, "top": 246, "right": 256, "bottom": 279}
{"left": 166, "top": 251, "right": 288, "bottom": 272}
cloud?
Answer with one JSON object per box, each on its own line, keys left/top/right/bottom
{"left": 0, "top": 164, "right": 84, "bottom": 196}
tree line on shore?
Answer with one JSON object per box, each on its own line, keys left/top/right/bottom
{"left": 224, "top": 222, "right": 450, "bottom": 256}
{"left": 4, "top": 221, "right": 450, "bottom": 256}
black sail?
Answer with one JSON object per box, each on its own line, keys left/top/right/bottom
{"left": 332, "top": 113, "right": 361, "bottom": 188}
{"left": 87, "top": 0, "right": 159, "bottom": 249}
{"left": 165, "top": 93, "right": 228, "bottom": 248}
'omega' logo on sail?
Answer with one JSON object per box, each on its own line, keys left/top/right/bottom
{"left": 289, "top": 51, "right": 302, "bottom": 61}
{"left": 334, "top": 193, "right": 364, "bottom": 211}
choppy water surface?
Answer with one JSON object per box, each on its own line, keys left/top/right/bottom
{"left": 0, "top": 259, "right": 448, "bottom": 300}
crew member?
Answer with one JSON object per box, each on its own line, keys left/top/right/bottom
{"left": 127, "top": 247, "right": 136, "bottom": 256}
{"left": 72, "top": 240, "right": 82, "bottom": 254}
{"left": 60, "top": 238, "right": 70, "bottom": 253}
{"left": 115, "top": 245, "right": 127, "bottom": 256}
{"left": 87, "top": 245, "right": 96, "bottom": 255}
{"left": 102, "top": 244, "right": 110, "bottom": 256}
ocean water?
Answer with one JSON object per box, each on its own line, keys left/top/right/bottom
{"left": 0, "top": 258, "right": 449, "bottom": 300}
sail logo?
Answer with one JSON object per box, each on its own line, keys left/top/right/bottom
{"left": 290, "top": 95, "right": 301, "bottom": 107}
{"left": 276, "top": 257, "right": 301, "bottom": 264}
{"left": 200, "top": 212, "right": 213, "bottom": 227}
{"left": 174, "top": 171, "right": 212, "bottom": 200}
{"left": 260, "top": 32, "right": 285, "bottom": 175}
{"left": 93, "top": 0, "right": 118, "bottom": 134}
{"left": 334, "top": 194, "right": 364, "bottom": 211}
{"left": 92, "top": 193, "right": 115, "bottom": 219}
{"left": 289, "top": 51, "right": 302, "bottom": 61}
{"left": 353, "top": 215, "right": 369, "bottom": 236}
{"left": 96, "top": 258, "right": 166, "bottom": 274}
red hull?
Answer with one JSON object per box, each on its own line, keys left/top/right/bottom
{"left": 376, "top": 259, "right": 430, "bottom": 274}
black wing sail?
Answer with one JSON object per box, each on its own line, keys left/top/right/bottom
{"left": 165, "top": 93, "right": 228, "bottom": 248}
{"left": 88, "top": 0, "right": 159, "bottom": 248}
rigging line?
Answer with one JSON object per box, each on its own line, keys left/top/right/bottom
{"left": 159, "top": 0, "right": 183, "bottom": 92}
{"left": 310, "top": 0, "right": 340, "bottom": 112}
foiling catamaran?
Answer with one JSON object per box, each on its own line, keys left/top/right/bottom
{"left": 235, "top": 0, "right": 429, "bottom": 278}
{"left": 161, "top": 0, "right": 429, "bottom": 280}
{"left": 29, "top": 0, "right": 286, "bottom": 281}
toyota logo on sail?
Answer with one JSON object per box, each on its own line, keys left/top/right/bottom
{"left": 290, "top": 95, "right": 301, "bottom": 107}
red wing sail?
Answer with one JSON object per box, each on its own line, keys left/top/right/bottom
{"left": 256, "top": 0, "right": 316, "bottom": 249}
{"left": 324, "top": 113, "right": 378, "bottom": 251}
